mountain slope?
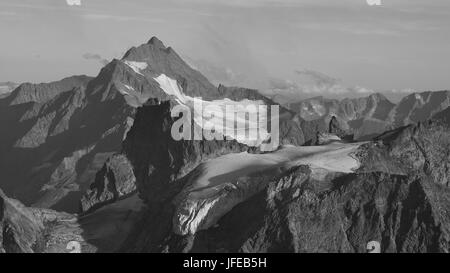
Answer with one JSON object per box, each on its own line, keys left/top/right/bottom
{"left": 388, "top": 91, "right": 450, "bottom": 127}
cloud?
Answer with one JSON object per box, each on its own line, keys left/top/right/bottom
{"left": 292, "top": 69, "right": 375, "bottom": 95}
{"left": 184, "top": 57, "right": 248, "bottom": 87}
{"left": 0, "top": 11, "right": 17, "bottom": 17}
{"left": 66, "top": 0, "right": 81, "bottom": 6}
{"left": 269, "top": 78, "right": 298, "bottom": 91}
{"left": 291, "top": 69, "right": 344, "bottom": 95}
{"left": 296, "top": 22, "right": 401, "bottom": 36}
{"left": 262, "top": 69, "right": 377, "bottom": 103}
{"left": 350, "top": 86, "right": 374, "bottom": 94}
{"left": 82, "top": 53, "right": 109, "bottom": 65}
{"left": 81, "top": 13, "right": 165, "bottom": 23}
{"left": 295, "top": 69, "right": 341, "bottom": 87}
{"left": 389, "top": 88, "right": 416, "bottom": 94}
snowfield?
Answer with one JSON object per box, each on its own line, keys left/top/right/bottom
{"left": 153, "top": 74, "right": 270, "bottom": 147}
{"left": 173, "top": 141, "right": 365, "bottom": 235}
{"left": 187, "top": 142, "right": 362, "bottom": 195}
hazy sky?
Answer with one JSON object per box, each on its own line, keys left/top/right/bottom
{"left": 1, "top": 0, "right": 450, "bottom": 97}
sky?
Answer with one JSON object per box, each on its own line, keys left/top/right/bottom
{"left": 1, "top": 0, "right": 450, "bottom": 100}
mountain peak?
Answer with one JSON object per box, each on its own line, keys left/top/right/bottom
{"left": 122, "top": 37, "right": 168, "bottom": 61}
{"left": 147, "top": 36, "right": 166, "bottom": 49}
{"left": 103, "top": 37, "right": 220, "bottom": 100}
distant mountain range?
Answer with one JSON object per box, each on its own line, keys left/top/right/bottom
{"left": 287, "top": 91, "right": 450, "bottom": 140}
{"left": 1, "top": 37, "right": 450, "bottom": 253}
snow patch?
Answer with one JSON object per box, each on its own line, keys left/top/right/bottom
{"left": 153, "top": 74, "right": 187, "bottom": 104}
{"left": 124, "top": 84, "right": 135, "bottom": 91}
{"left": 116, "top": 84, "right": 135, "bottom": 95}
{"left": 415, "top": 93, "right": 425, "bottom": 104}
{"left": 123, "top": 61, "right": 148, "bottom": 76}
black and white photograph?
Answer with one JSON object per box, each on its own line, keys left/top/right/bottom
{"left": 0, "top": 0, "right": 449, "bottom": 261}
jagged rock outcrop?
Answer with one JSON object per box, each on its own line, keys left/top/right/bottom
{"left": 314, "top": 116, "right": 352, "bottom": 145}
{"left": 328, "top": 116, "right": 347, "bottom": 137}
{"left": 80, "top": 154, "right": 136, "bottom": 212}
